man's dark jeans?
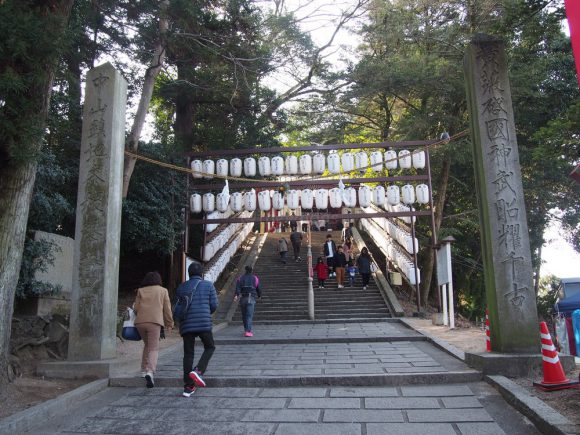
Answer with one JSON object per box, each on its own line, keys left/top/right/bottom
{"left": 182, "top": 331, "right": 215, "bottom": 387}
{"left": 240, "top": 296, "right": 256, "bottom": 332}
{"left": 292, "top": 242, "right": 301, "bottom": 259}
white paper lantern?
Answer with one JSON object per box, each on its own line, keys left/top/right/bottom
{"left": 355, "top": 152, "right": 369, "bottom": 173}
{"left": 258, "top": 156, "right": 271, "bottom": 176}
{"left": 271, "top": 156, "right": 284, "bottom": 176}
{"left": 299, "top": 154, "right": 312, "bottom": 174}
{"left": 203, "top": 160, "right": 215, "bottom": 179}
{"left": 416, "top": 184, "right": 429, "bottom": 204}
{"left": 384, "top": 150, "right": 398, "bottom": 170}
{"left": 287, "top": 190, "right": 300, "bottom": 210}
{"left": 244, "top": 157, "right": 256, "bottom": 177}
{"left": 399, "top": 150, "right": 412, "bottom": 169}
{"left": 301, "top": 189, "right": 314, "bottom": 209}
{"left": 272, "top": 191, "right": 284, "bottom": 210}
{"left": 358, "top": 185, "right": 372, "bottom": 207}
{"left": 230, "top": 158, "right": 242, "bottom": 177}
{"left": 216, "top": 159, "right": 228, "bottom": 177}
{"left": 370, "top": 151, "right": 383, "bottom": 171}
{"left": 203, "top": 244, "right": 214, "bottom": 262}
{"left": 285, "top": 155, "right": 298, "bottom": 175}
{"left": 343, "top": 187, "right": 357, "bottom": 207}
{"left": 412, "top": 150, "right": 426, "bottom": 169}
{"left": 244, "top": 190, "right": 256, "bottom": 211}
{"left": 387, "top": 185, "right": 400, "bottom": 205}
{"left": 341, "top": 152, "right": 354, "bottom": 172}
{"left": 315, "top": 189, "right": 329, "bottom": 210}
{"left": 328, "top": 153, "right": 340, "bottom": 174}
{"left": 202, "top": 193, "right": 215, "bottom": 212}
{"left": 191, "top": 159, "right": 203, "bottom": 178}
{"left": 372, "top": 186, "right": 386, "bottom": 206}
{"left": 231, "top": 192, "right": 243, "bottom": 212}
{"left": 216, "top": 193, "right": 229, "bottom": 212}
{"left": 258, "top": 190, "right": 271, "bottom": 211}
{"left": 329, "top": 187, "right": 342, "bottom": 208}
{"left": 402, "top": 184, "right": 415, "bottom": 204}
{"left": 190, "top": 194, "right": 202, "bottom": 213}
{"left": 313, "top": 154, "right": 326, "bottom": 174}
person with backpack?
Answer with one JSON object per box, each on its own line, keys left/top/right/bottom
{"left": 174, "top": 260, "right": 218, "bottom": 398}
{"left": 234, "top": 265, "right": 262, "bottom": 337}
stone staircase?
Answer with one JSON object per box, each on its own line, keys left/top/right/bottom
{"left": 232, "top": 231, "right": 392, "bottom": 323}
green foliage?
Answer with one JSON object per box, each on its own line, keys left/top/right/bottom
{"left": 15, "top": 237, "right": 62, "bottom": 299}
{"left": 121, "top": 142, "right": 187, "bottom": 255}
{"left": 0, "top": 0, "right": 74, "bottom": 166}
{"left": 537, "top": 275, "right": 560, "bottom": 321}
{"left": 27, "top": 147, "right": 76, "bottom": 235}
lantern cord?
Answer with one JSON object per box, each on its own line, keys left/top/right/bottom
{"left": 124, "top": 129, "right": 469, "bottom": 184}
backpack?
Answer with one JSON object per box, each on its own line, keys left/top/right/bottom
{"left": 173, "top": 280, "right": 201, "bottom": 322}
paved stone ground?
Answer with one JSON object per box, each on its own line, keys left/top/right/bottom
{"left": 215, "top": 321, "right": 419, "bottom": 342}
{"left": 27, "top": 321, "right": 542, "bottom": 434}
{"left": 37, "top": 383, "right": 539, "bottom": 434}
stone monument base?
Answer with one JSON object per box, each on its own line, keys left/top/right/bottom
{"left": 465, "top": 352, "right": 576, "bottom": 377}
{"left": 37, "top": 360, "right": 117, "bottom": 380}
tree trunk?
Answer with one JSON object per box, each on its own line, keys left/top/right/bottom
{"left": 534, "top": 244, "right": 542, "bottom": 296}
{"left": 0, "top": 0, "right": 74, "bottom": 387}
{"left": 0, "top": 164, "right": 38, "bottom": 385}
{"left": 122, "top": 0, "right": 169, "bottom": 197}
{"left": 420, "top": 157, "right": 451, "bottom": 307}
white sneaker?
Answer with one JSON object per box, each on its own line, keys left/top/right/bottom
{"left": 338, "top": 285, "right": 344, "bottom": 288}
{"left": 145, "top": 372, "right": 154, "bottom": 388}
{"left": 363, "top": 286, "right": 367, "bottom": 290}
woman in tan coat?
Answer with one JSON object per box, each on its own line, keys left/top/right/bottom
{"left": 134, "top": 271, "right": 174, "bottom": 388}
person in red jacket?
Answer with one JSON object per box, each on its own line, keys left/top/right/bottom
{"left": 314, "top": 257, "right": 329, "bottom": 288}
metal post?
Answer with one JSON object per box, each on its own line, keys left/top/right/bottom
{"left": 307, "top": 218, "right": 315, "bottom": 320}
{"left": 442, "top": 284, "right": 448, "bottom": 326}
{"left": 410, "top": 207, "right": 421, "bottom": 314}
{"left": 445, "top": 242, "right": 455, "bottom": 329}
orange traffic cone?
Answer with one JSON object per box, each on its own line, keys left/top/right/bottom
{"left": 533, "top": 322, "right": 580, "bottom": 391}
{"left": 485, "top": 309, "right": 491, "bottom": 352}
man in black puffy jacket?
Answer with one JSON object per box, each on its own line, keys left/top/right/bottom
{"left": 234, "top": 265, "right": 261, "bottom": 337}
{"left": 175, "top": 260, "right": 218, "bottom": 398}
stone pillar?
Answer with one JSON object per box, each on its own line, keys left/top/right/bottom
{"left": 464, "top": 36, "right": 539, "bottom": 353}
{"left": 68, "top": 63, "right": 127, "bottom": 361}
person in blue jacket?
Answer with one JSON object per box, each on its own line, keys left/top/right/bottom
{"left": 175, "top": 260, "right": 218, "bottom": 398}
{"left": 234, "top": 265, "right": 261, "bottom": 337}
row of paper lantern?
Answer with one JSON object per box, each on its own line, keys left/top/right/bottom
{"left": 190, "top": 184, "right": 430, "bottom": 214}
{"left": 384, "top": 203, "right": 416, "bottom": 225}
{"left": 204, "top": 209, "right": 233, "bottom": 233}
{"left": 360, "top": 218, "right": 420, "bottom": 285}
{"left": 203, "top": 211, "right": 253, "bottom": 262}
{"left": 203, "top": 223, "right": 254, "bottom": 284}
{"left": 191, "top": 150, "right": 426, "bottom": 179}
{"left": 368, "top": 215, "right": 418, "bottom": 256}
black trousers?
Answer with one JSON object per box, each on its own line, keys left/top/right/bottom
{"left": 292, "top": 242, "right": 301, "bottom": 259}
{"left": 361, "top": 273, "right": 371, "bottom": 287}
{"left": 182, "top": 331, "right": 215, "bottom": 386}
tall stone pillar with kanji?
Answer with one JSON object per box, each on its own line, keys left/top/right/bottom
{"left": 68, "top": 63, "right": 127, "bottom": 360}
{"left": 464, "top": 36, "right": 539, "bottom": 353}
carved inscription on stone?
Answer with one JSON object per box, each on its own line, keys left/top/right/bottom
{"left": 476, "top": 44, "right": 529, "bottom": 309}
{"left": 77, "top": 72, "right": 110, "bottom": 336}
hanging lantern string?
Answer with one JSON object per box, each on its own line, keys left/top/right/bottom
{"left": 124, "top": 129, "right": 469, "bottom": 183}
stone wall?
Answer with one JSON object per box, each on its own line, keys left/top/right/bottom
{"left": 33, "top": 231, "right": 74, "bottom": 317}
